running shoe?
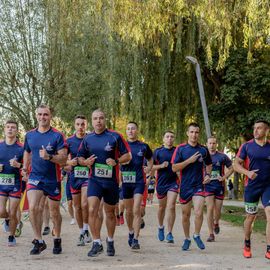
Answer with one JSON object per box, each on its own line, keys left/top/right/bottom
{"left": 140, "top": 219, "right": 145, "bottom": 229}
{"left": 131, "top": 239, "right": 140, "bottom": 250}
{"left": 265, "top": 251, "right": 270, "bottom": 260}
{"left": 158, "top": 227, "right": 165, "bottom": 241}
{"left": 30, "top": 239, "right": 47, "bottom": 255}
{"left": 84, "top": 230, "right": 92, "bottom": 243}
{"left": 42, "top": 226, "right": 50, "bottom": 236}
{"left": 120, "top": 215, "right": 124, "bottom": 225}
{"left": 207, "top": 234, "right": 215, "bottom": 242}
{"left": 214, "top": 223, "right": 220, "bottom": 234}
{"left": 15, "top": 222, "right": 23, "bottom": 238}
{"left": 128, "top": 232, "right": 134, "bottom": 247}
{"left": 8, "top": 235, "right": 16, "bottom": 247}
{"left": 243, "top": 246, "right": 252, "bottom": 258}
{"left": 70, "top": 218, "right": 75, "bottom": 225}
{"left": 77, "top": 234, "right": 85, "bottom": 246}
{"left": 88, "top": 242, "right": 103, "bottom": 257}
{"left": 193, "top": 235, "right": 205, "bottom": 250}
{"left": 166, "top": 232, "right": 174, "bottom": 243}
{"left": 106, "top": 239, "right": 115, "bottom": 256}
{"left": 3, "top": 219, "right": 10, "bottom": 233}
{"left": 53, "top": 238, "right": 62, "bottom": 254}
{"left": 182, "top": 239, "right": 191, "bottom": 251}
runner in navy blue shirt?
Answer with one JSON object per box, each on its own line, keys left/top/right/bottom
{"left": 234, "top": 120, "right": 270, "bottom": 260}
{"left": 205, "top": 136, "right": 233, "bottom": 242}
{"left": 152, "top": 131, "right": 179, "bottom": 244}
{"left": 23, "top": 104, "right": 67, "bottom": 255}
{"left": 172, "top": 123, "right": 212, "bottom": 251}
{"left": 78, "top": 109, "right": 131, "bottom": 257}
{"left": 120, "top": 122, "right": 153, "bottom": 250}
{"left": 65, "top": 115, "right": 91, "bottom": 246}
{"left": 0, "top": 120, "right": 24, "bottom": 246}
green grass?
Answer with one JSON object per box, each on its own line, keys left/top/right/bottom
{"left": 221, "top": 206, "right": 266, "bottom": 234}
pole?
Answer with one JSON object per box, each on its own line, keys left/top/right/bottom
{"left": 186, "top": 56, "right": 211, "bottom": 138}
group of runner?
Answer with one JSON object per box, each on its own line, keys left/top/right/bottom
{"left": 0, "top": 105, "right": 269, "bottom": 260}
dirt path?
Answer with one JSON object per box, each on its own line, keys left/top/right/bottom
{"left": 0, "top": 202, "right": 269, "bottom": 270}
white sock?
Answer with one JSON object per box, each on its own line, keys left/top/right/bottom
{"left": 158, "top": 225, "right": 164, "bottom": 229}
{"left": 193, "top": 234, "right": 200, "bottom": 238}
{"left": 80, "top": 228, "right": 84, "bottom": 235}
{"left": 129, "top": 230, "right": 134, "bottom": 235}
{"left": 94, "top": 239, "right": 101, "bottom": 245}
{"left": 107, "top": 237, "right": 113, "bottom": 242}
{"left": 83, "top": 223, "right": 88, "bottom": 231}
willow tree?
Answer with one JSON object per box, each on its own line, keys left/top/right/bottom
{"left": 0, "top": 0, "right": 67, "bottom": 130}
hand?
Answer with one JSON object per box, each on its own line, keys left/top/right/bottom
{"left": 9, "top": 155, "right": 20, "bottom": 168}
{"left": 217, "top": 176, "right": 225, "bottom": 182}
{"left": 69, "top": 158, "right": 78, "bottom": 167}
{"left": 39, "top": 145, "right": 49, "bottom": 160}
{"left": 85, "top": 155, "right": 97, "bottom": 167}
{"left": 188, "top": 152, "right": 201, "bottom": 164}
{"left": 106, "top": 158, "right": 117, "bottom": 167}
{"left": 203, "top": 174, "right": 211, "bottom": 184}
{"left": 161, "top": 161, "right": 169, "bottom": 168}
{"left": 247, "top": 169, "right": 259, "bottom": 180}
{"left": 21, "top": 168, "right": 28, "bottom": 179}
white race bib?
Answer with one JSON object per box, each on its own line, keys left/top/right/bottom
{"left": 95, "top": 163, "right": 113, "bottom": 178}
{"left": 0, "top": 174, "right": 15, "bottom": 185}
{"left": 122, "top": 171, "right": 136, "bottom": 183}
{"left": 74, "top": 166, "right": 89, "bottom": 179}
{"left": 210, "top": 170, "right": 220, "bottom": 180}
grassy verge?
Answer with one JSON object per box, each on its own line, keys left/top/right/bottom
{"left": 221, "top": 206, "right": 266, "bottom": 235}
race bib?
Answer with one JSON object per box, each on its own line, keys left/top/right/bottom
{"left": 122, "top": 171, "right": 136, "bottom": 183}
{"left": 210, "top": 170, "right": 220, "bottom": 180}
{"left": 95, "top": 163, "right": 113, "bottom": 178}
{"left": 148, "top": 184, "right": 154, "bottom": 190}
{"left": 0, "top": 174, "right": 15, "bottom": 185}
{"left": 74, "top": 166, "right": 89, "bottom": 179}
{"left": 245, "top": 202, "right": 259, "bottom": 214}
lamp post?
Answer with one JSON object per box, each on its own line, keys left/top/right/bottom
{"left": 186, "top": 56, "right": 211, "bottom": 138}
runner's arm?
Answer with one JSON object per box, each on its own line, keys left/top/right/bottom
{"left": 49, "top": 148, "right": 68, "bottom": 166}
{"left": 172, "top": 151, "right": 201, "bottom": 172}
{"left": 221, "top": 165, "right": 234, "bottom": 181}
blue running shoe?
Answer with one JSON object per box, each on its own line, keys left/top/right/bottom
{"left": 166, "top": 232, "right": 174, "bottom": 243}
{"left": 3, "top": 219, "right": 9, "bottom": 233}
{"left": 128, "top": 233, "right": 134, "bottom": 247}
{"left": 131, "top": 238, "right": 140, "bottom": 250}
{"left": 182, "top": 239, "right": 191, "bottom": 251}
{"left": 106, "top": 238, "right": 115, "bottom": 256}
{"left": 87, "top": 242, "right": 103, "bottom": 257}
{"left": 8, "top": 235, "right": 16, "bottom": 247}
{"left": 193, "top": 235, "right": 205, "bottom": 250}
{"left": 158, "top": 227, "right": 165, "bottom": 241}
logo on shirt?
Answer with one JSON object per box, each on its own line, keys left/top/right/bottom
{"left": 45, "top": 142, "right": 53, "bottom": 152}
{"left": 13, "top": 187, "right": 18, "bottom": 192}
{"left": 104, "top": 142, "right": 113, "bottom": 152}
{"left": 137, "top": 149, "right": 144, "bottom": 157}
{"left": 198, "top": 154, "right": 203, "bottom": 162}
{"left": 54, "top": 187, "right": 60, "bottom": 194}
{"left": 216, "top": 161, "right": 220, "bottom": 166}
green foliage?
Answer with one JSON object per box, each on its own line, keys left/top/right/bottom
{"left": 222, "top": 206, "right": 266, "bottom": 234}
{"left": 209, "top": 48, "right": 270, "bottom": 149}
